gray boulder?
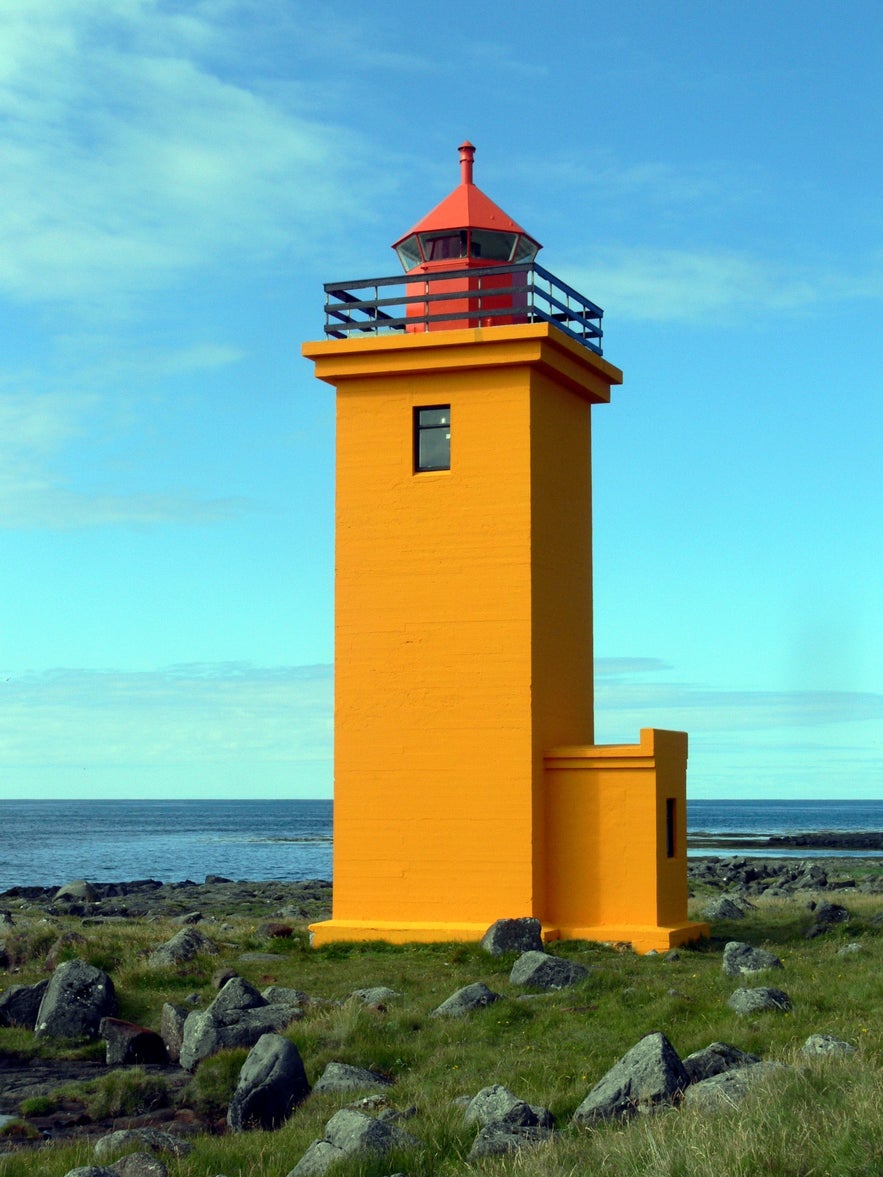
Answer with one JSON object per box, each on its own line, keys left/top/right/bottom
{"left": 61, "top": 1170, "right": 116, "bottom": 1177}
{"left": 179, "top": 978, "right": 300, "bottom": 1071}
{"left": 227, "top": 1033, "right": 310, "bottom": 1131}
{"left": 99, "top": 1018, "right": 168, "bottom": 1066}
{"left": 262, "top": 985, "right": 311, "bottom": 1006}
{"left": 94, "top": 1128, "right": 192, "bottom": 1161}
{"left": 148, "top": 926, "right": 217, "bottom": 968}
{"left": 286, "top": 1108, "right": 420, "bottom": 1177}
{"left": 805, "top": 901, "right": 851, "bottom": 938}
{"left": 702, "top": 896, "right": 746, "bottom": 921}
{"left": 159, "top": 1003, "right": 188, "bottom": 1064}
{"left": 54, "top": 879, "right": 98, "bottom": 905}
{"left": 572, "top": 1031, "right": 688, "bottom": 1124}
{"left": 62, "top": 1169, "right": 120, "bottom": 1177}
{"left": 801, "top": 1033, "right": 856, "bottom": 1056}
{"left": 35, "top": 959, "right": 118, "bottom": 1040}
{"left": 107, "top": 1156, "right": 168, "bottom": 1177}
{"left": 727, "top": 987, "right": 792, "bottom": 1015}
{"left": 0, "top": 979, "right": 49, "bottom": 1028}
{"left": 509, "top": 950, "right": 589, "bottom": 991}
{"left": 480, "top": 918, "right": 544, "bottom": 957}
{"left": 349, "top": 987, "right": 400, "bottom": 1006}
{"left": 209, "top": 976, "right": 266, "bottom": 1014}
{"left": 468, "top": 1122, "right": 554, "bottom": 1159}
{"left": 430, "top": 982, "right": 501, "bottom": 1018}
{"left": 312, "top": 1061, "right": 393, "bottom": 1095}
{"left": 682, "top": 1041, "right": 761, "bottom": 1084}
{"left": 683, "top": 1061, "right": 787, "bottom": 1110}
{"left": 464, "top": 1085, "right": 554, "bottom": 1129}
{"left": 810, "top": 901, "right": 850, "bottom": 925}
{"left": 837, "top": 942, "right": 864, "bottom": 956}
{"left": 722, "top": 941, "right": 783, "bottom": 976}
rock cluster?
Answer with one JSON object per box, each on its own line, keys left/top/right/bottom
{"left": 0, "top": 888, "right": 874, "bottom": 1177}
{"left": 689, "top": 856, "right": 878, "bottom": 896}
{"left": 0, "top": 876, "right": 333, "bottom": 920}
{"left": 179, "top": 976, "right": 304, "bottom": 1071}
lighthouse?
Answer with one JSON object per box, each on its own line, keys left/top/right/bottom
{"left": 302, "top": 143, "right": 708, "bottom": 952}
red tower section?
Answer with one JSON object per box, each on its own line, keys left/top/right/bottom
{"left": 392, "top": 141, "right": 541, "bottom": 330}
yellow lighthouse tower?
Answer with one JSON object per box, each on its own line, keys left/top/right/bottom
{"left": 303, "top": 143, "right": 708, "bottom": 953}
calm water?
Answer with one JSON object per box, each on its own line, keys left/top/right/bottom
{"left": 688, "top": 799, "right": 883, "bottom": 858}
{"left": 0, "top": 800, "right": 332, "bottom": 893}
{"left": 1, "top": 798, "right": 882, "bottom": 892}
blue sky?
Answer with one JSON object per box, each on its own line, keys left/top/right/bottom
{"left": 1, "top": 0, "right": 880, "bottom": 800}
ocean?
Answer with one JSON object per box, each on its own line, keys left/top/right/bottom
{"left": 1, "top": 797, "right": 882, "bottom": 893}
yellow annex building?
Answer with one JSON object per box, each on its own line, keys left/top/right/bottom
{"left": 302, "top": 143, "right": 708, "bottom": 953}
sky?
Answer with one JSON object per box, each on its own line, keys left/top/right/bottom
{"left": 1, "top": 0, "right": 880, "bottom": 801}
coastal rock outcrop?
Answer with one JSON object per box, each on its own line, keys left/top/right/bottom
{"left": 801, "top": 1033, "right": 856, "bottom": 1056}
{"left": 0, "top": 979, "right": 49, "bottom": 1029}
{"left": 727, "top": 987, "right": 792, "bottom": 1015}
{"left": 349, "top": 986, "right": 400, "bottom": 1007}
{"left": 148, "top": 926, "right": 217, "bottom": 968}
{"left": 722, "top": 941, "right": 783, "bottom": 976}
{"left": 93, "top": 1128, "right": 192, "bottom": 1161}
{"left": 463, "top": 1083, "right": 555, "bottom": 1156}
{"left": 430, "top": 982, "right": 501, "bottom": 1018}
{"left": 312, "top": 1062, "right": 393, "bottom": 1095}
{"left": 179, "top": 977, "right": 302, "bottom": 1071}
{"left": 227, "top": 1032, "right": 310, "bottom": 1132}
{"left": 572, "top": 1031, "right": 689, "bottom": 1124}
{"left": 35, "top": 959, "right": 118, "bottom": 1040}
{"left": 285, "top": 1108, "right": 421, "bottom": 1177}
{"left": 480, "top": 918, "right": 544, "bottom": 957}
{"left": 683, "top": 1061, "right": 788, "bottom": 1110}
{"left": 701, "top": 896, "right": 746, "bottom": 921}
{"left": 99, "top": 1017, "right": 169, "bottom": 1066}
{"left": 509, "top": 950, "right": 589, "bottom": 991}
{"left": 682, "top": 1041, "right": 761, "bottom": 1083}
{"left": 804, "top": 901, "right": 850, "bottom": 938}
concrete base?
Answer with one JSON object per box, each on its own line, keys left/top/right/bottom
{"left": 308, "top": 917, "right": 709, "bottom": 954}
{"left": 308, "top": 919, "right": 500, "bottom": 947}
{"left": 546, "top": 921, "right": 710, "bottom": 954}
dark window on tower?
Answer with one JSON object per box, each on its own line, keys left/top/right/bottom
{"left": 414, "top": 406, "right": 451, "bottom": 472}
{"left": 666, "top": 798, "right": 677, "bottom": 858}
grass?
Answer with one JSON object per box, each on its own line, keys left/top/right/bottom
{"left": 0, "top": 886, "right": 881, "bottom": 1176}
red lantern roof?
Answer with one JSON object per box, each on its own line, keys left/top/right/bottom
{"left": 392, "top": 142, "right": 541, "bottom": 273}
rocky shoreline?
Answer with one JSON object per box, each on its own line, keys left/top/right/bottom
{"left": 691, "top": 831, "right": 883, "bottom": 852}
{"left": 0, "top": 876, "right": 334, "bottom": 922}
{"left": 2, "top": 852, "right": 882, "bottom": 923}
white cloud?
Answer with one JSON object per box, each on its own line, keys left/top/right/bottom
{"left": 560, "top": 248, "right": 816, "bottom": 324}
{"left": 0, "top": 662, "right": 333, "bottom": 766}
{"left": 0, "top": 2, "right": 377, "bottom": 313}
{"left": 560, "top": 246, "right": 883, "bottom": 325}
{"left": 595, "top": 672, "right": 882, "bottom": 735}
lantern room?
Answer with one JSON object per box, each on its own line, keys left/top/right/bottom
{"left": 392, "top": 141, "right": 541, "bottom": 330}
{"left": 393, "top": 141, "right": 540, "bottom": 272}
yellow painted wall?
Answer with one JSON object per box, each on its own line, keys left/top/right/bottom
{"left": 303, "top": 326, "right": 619, "bottom": 939}
{"left": 544, "top": 729, "right": 709, "bottom": 951}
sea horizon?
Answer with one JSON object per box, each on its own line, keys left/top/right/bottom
{"left": 2, "top": 797, "right": 883, "bottom": 893}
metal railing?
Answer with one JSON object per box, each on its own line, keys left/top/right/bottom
{"left": 322, "top": 262, "right": 604, "bottom": 355}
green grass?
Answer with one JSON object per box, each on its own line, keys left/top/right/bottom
{"left": 0, "top": 888, "right": 881, "bottom": 1176}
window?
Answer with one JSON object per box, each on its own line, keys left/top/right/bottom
{"left": 414, "top": 406, "right": 451, "bottom": 471}
{"left": 666, "top": 798, "right": 677, "bottom": 858}
{"left": 419, "top": 232, "right": 467, "bottom": 262}
{"left": 470, "top": 230, "right": 518, "bottom": 261}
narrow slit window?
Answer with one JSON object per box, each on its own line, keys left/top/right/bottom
{"left": 414, "top": 405, "right": 451, "bottom": 472}
{"left": 666, "top": 798, "right": 677, "bottom": 858}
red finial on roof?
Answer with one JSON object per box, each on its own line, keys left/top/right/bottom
{"left": 459, "top": 141, "right": 475, "bottom": 185}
